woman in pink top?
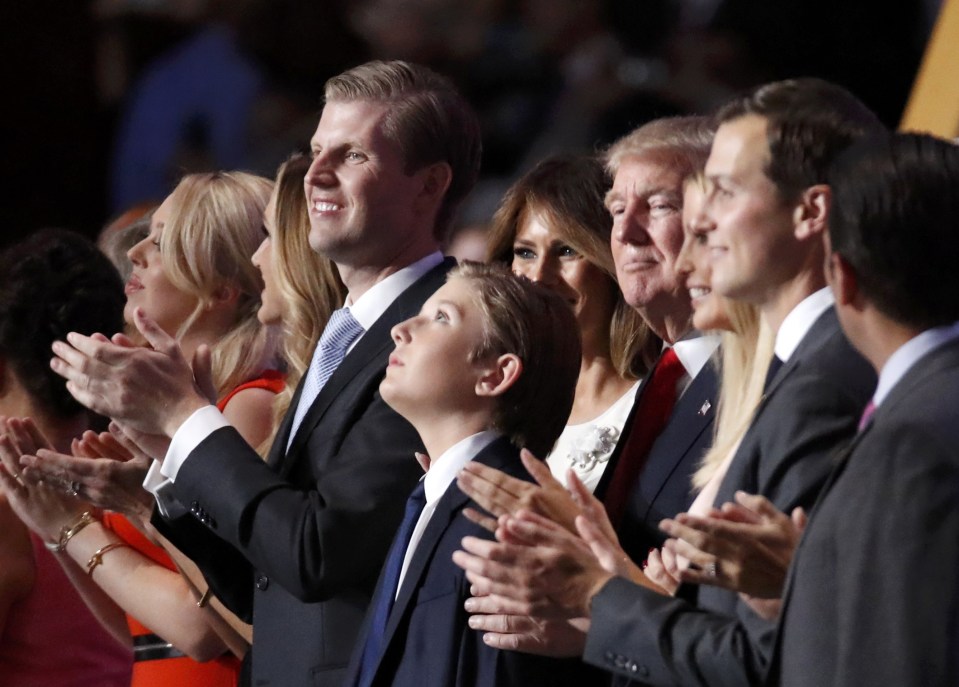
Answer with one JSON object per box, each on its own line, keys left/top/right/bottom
{"left": 0, "top": 230, "right": 131, "bottom": 686}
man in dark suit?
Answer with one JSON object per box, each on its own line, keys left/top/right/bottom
{"left": 346, "top": 263, "right": 591, "bottom": 687}
{"left": 769, "top": 132, "right": 959, "bottom": 686}
{"left": 453, "top": 78, "right": 884, "bottom": 684}
{"left": 48, "top": 61, "right": 482, "bottom": 686}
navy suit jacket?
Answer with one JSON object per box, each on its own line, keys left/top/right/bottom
{"left": 598, "top": 353, "right": 719, "bottom": 563}
{"left": 583, "top": 307, "right": 876, "bottom": 686}
{"left": 345, "top": 436, "right": 602, "bottom": 687}
{"left": 152, "top": 258, "right": 456, "bottom": 687}
{"left": 770, "top": 338, "right": 959, "bottom": 686}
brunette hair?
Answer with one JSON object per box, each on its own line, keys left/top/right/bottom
{"left": 452, "top": 262, "right": 581, "bottom": 457}
{"left": 487, "top": 154, "right": 659, "bottom": 377}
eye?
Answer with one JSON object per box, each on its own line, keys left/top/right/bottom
{"left": 607, "top": 204, "right": 625, "bottom": 218}
{"left": 694, "top": 230, "right": 708, "bottom": 245}
{"left": 557, "top": 245, "right": 579, "bottom": 259}
{"left": 433, "top": 309, "right": 449, "bottom": 323}
{"left": 512, "top": 246, "right": 535, "bottom": 260}
{"left": 346, "top": 150, "right": 366, "bottom": 163}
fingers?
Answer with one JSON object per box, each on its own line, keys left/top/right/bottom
{"left": 792, "top": 507, "right": 808, "bottom": 533}
{"left": 0, "top": 435, "right": 26, "bottom": 484}
{"left": 734, "top": 491, "right": 782, "bottom": 519}
{"left": 464, "top": 594, "right": 533, "bottom": 616}
{"left": 133, "top": 308, "right": 179, "bottom": 357}
{"left": 414, "top": 451, "right": 431, "bottom": 474}
{"left": 456, "top": 462, "right": 529, "bottom": 518}
{"left": 518, "top": 448, "right": 558, "bottom": 489}
{"left": 568, "top": 473, "right": 617, "bottom": 541}
{"left": 576, "top": 514, "right": 628, "bottom": 577}
{"left": 462, "top": 507, "right": 498, "bottom": 534}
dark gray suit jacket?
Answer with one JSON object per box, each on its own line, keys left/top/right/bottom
{"left": 153, "top": 258, "right": 455, "bottom": 687}
{"left": 770, "top": 337, "right": 959, "bottom": 686}
{"left": 598, "top": 352, "right": 719, "bottom": 563}
{"left": 583, "top": 307, "right": 876, "bottom": 686}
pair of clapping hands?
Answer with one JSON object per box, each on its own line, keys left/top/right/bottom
{"left": 0, "top": 416, "right": 157, "bottom": 534}
{"left": 449, "top": 452, "right": 806, "bottom": 657}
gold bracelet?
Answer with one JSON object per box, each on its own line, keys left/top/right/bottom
{"left": 86, "top": 542, "right": 128, "bottom": 576}
{"left": 46, "top": 511, "right": 96, "bottom": 553}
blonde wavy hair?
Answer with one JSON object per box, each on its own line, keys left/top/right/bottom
{"left": 159, "top": 171, "right": 277, "bottom": 399}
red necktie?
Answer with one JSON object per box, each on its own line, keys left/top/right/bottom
{"left": 603, "top": 347, "right": 686, "bottom": 527}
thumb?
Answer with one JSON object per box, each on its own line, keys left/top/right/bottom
{"left": 133, "top": 307, "right": 178, "bottom": 355}
{"left": 192, "top": 345, "right": 217, "bottom": 403}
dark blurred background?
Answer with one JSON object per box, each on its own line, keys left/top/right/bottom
{"left": 0, "top": 0, "right": 937, "bottom": 251}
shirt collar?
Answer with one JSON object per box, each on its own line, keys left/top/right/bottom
{"left": 672, "top": 333, "right": 721, "bottom": 378}
{"left": 873, "top": 320, "right": 959, "bottom": 407}
{"left": 774, "top": 287, "right": 835, "bottom": 363}
{"left": 346, "top": 252, "right": 444, "bottom": 331}
{"left": 423, "top": 430, "right": 501, "bottom": 505}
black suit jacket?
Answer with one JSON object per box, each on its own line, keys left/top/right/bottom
{"left": 344, "top": 436, "right": 601, "bottom": 687}
{"left": 598, "top": 352, "right": 719, "bottom": 563}
{"left": 769, "top": 338, "right": 959, "bottom": 686}
{"left": 583, "top": 307, "right": 876, "bottom": 686}
{"left": 153, "top": 258, "right": 456, "bottom": 687}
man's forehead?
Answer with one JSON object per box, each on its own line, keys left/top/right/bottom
{"left": 611, "top": 153, "right": 685, "bottom": 193}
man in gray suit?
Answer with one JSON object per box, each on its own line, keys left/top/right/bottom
{"left": 769, "top": 132, "right": 959, "bottom": 686}
{"left": 453, "top": 78, "right": 883, "bottom": 684}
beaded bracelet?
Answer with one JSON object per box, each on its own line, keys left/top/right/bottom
{"left": 86, "top": 542, "right": 129, "bottom": 576}
{"left": 44, "top": 511, "right": 95, "bottom": 553}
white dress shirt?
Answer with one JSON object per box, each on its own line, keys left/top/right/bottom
{"left": 774, "top": 287, "right": 835, "bottom": 364}
{"left": 144, "top": 252, "right": 445, "bottom": 513}
{"left": 395, "top": 430, "right": 500, "bottom": 597}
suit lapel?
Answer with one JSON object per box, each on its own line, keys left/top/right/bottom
{"left": 279, "top": 258, "right": 456, "bottom": 472}
{"left": 378, "top": 437, "right": 518, "bottom": 659}
{"left": 638, "top": 361, "right": 717, "bottom": 512}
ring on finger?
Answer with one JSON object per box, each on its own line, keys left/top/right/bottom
{"left": 704, "top": 561, "right": 719, "bottom": 578}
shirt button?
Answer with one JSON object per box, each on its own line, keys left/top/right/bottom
{"left": 256, "top": 575, "right": 270, "bottom": 591}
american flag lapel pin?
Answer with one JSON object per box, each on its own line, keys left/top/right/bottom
{"left": 698, "top": 399, "right": 712, "bottom": 416}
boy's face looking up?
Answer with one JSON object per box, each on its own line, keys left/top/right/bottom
{"left": 380, "top": 277, "right": 497, "bottom": 425}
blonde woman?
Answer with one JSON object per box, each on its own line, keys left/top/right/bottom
{"left": 4, "top": 172, "right": 279, "bottom": 686}
{"left": 643, "top": 173, "right": 773, "bottom": 593}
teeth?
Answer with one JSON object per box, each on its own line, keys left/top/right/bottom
{"left": 690, "top": 287, "right": 710, "bottom": 299}
{"left": 313, "top": 201, "right": 340, "bottom": 212}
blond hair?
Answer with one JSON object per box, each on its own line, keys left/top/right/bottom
{"left": 606, "top": 116, "right": 715, "bottom": 179}
{"left": 160, "top": 171, "right": 277, "bottom": 399}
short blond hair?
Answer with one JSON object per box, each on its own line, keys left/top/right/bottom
{"left": 324, "top": 60, "right": 482, "bottom": 239}
{"left": 606, "top": 115, "right": 715, "bottom": 180}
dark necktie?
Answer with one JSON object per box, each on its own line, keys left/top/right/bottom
{"left": 356, "top": 480, "right": 427, "bottom": 687}
{"left": 763, "top": 355, "right": 785, "bottom": 393}
{"left": 603, "top": 347, "right": 686, "bottom": 527}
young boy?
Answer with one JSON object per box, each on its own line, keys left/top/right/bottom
{"left": 344, "top": 262, "right": 587, "bottom": 686}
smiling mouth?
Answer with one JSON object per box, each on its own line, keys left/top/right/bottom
{"left": 311, "top": 200, "right": 341, "bottom": 213}
{"left": 689, "top": 286, "right": 711, "bottom": 300}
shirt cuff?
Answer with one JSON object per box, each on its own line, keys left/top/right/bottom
{"left": 143, "top": 461, "right": 187, "bottom": 519}
{"left": 160, "top": 405, "right": 230, "bottom": 482}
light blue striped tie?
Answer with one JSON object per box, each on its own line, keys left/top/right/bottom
{"left": 287, "top": 307, "right": 364, "bottom": 448}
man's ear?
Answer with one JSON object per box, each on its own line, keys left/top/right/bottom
{"left": 414, "top": 162, "right": 453, "bottom": 211}
{"left": 793, "top": 184, "right": 831, "bottom": 241}
{"left": 475, "top": 353, "right": 523, "bottom": 398}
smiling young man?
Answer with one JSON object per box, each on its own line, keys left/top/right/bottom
{"left": 345, "top": 262, "right": 586, "bottom": 687}
{"left": 46, "top": 61, "right": 482, "bottom": 687}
